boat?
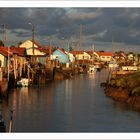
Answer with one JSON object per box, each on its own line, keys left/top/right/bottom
{"left": 122, "top": 65, "right": 138, "bottom": 71}
{"left": 88, "top": 65, "right": 96, "bottom": 74}
{"left": 94, "top": 64, "right": 101, "bottom": 71}
{"left": 108, "top": 61, "right": 119, "bottom": 69}
{"left": 0, "top": 112, "right": 6, "bottom": 132}
{"left": 17, "top": 78, "right": 31, "bottom": 87}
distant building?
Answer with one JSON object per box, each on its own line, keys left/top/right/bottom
{"left": 19, "top": 40, "right": 47, "bottom": 64}
{"left": 70, "top": 51, "right": 91, "bottom": 64}
{"left": 113, "top": 52, "right": 127, "bottom": 64}
{"left": 0, "top": 46, "right": 12, "bottom": 67}
{"left": 52, "top": 48, "right": 70, "bottom": 64}
{"left": 86, "top": 51, "right": 97, "bottom": 61}
{"left": 66, "top": 52, "right": 75, "bottom": 63}
{"left": 127, "top": 53, "right": 135, "bottom": 61}
{"left": 94, "top": 52, "right": 113, "bottom": 62}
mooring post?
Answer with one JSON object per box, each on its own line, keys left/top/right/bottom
{"left": 9, "top": 109, "right": 14, "bottom": 133}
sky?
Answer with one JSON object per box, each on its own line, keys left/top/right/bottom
{"left": 0, "top": 8, "right": 140, "bottom": 52}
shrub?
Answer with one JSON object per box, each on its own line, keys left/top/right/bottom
{"left": 115, "top": 78, "right": 127, "bottom": 88}
{"left": 131, "top": 87, "right": 140, "bottom": 96}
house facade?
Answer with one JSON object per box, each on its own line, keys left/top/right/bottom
{"left": 52, "top": 49, "right": 70, "bottom": 64}
{"left": 70, "top": 51, "right": 91, "bottom": 65}
{"left": 0, "top": 46, "right": 12, "bottom": 67}
{"left": 70, "top": 51, "right": 91, "bottom": 60}
{"left": 127, "top": 53, "right": 135, "bottom": 61}
{"left": 113, "top": 52, "right": 127, "bottom": 64}
{"left": 19, "top": 40, "right": 47, "bottom": 64}
{"left": 66, "top": 52, "right": 75, "bottom": 63}
{"left": 94, "top": 52, "right": 113, "bottom": 62}
{"left": 0, "top": 53, "right": 7, "bottom": 67}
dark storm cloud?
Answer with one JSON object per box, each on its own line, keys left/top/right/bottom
{"left": 1, "top": 8, "right": 140, "bottom": 46}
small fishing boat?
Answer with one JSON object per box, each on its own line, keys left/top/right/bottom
{"left": 108, "top": 61, "right": 118, "bottom": 69}
{"left": 0, "top": 112, "right": 6, "bottom": 132}
{"left": 17, "top": 78, "right": 31, "bottom": 87}
{"left": 95, "top": 64, "right": 101, "bottom": 71}
{"left": 88, "top": 65, "right": 96, "bottom": 74}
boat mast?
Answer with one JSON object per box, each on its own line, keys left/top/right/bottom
{"left": 79, "top": 25, "right": 84, "bottom": 65}
{"left": 79, "top": 25, "right": 83, "bottom": 50}
{"left": 92, "top": 41, "right": 95, "bottom": 65}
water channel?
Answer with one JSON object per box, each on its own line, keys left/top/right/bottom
{"left": 1, "top": 68, "right": 140, "bottom": 132}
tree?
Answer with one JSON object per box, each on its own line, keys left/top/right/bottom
{"left": 0, "top": 40, "right": 5, "bottom": 46}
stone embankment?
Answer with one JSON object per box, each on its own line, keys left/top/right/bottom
{"left": 104, "top": 71, "right": 140, "bottom": 112}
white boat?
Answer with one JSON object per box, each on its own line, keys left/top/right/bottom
{"left": 88, "top": 65, "right": 96, "bottom": 74}
{"left": 17, "top": 78, "right": 31, "bottom": 87}
{"left": 108, "top": 61, "right": 118, "bottom": 69}
{"left": 122, "top": 66, "right": 138, "bottom": 71}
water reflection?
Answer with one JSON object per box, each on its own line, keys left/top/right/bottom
{"left": 1, "top": 69, "right": 140, "bottom": 132}
{"left": 65, "top": 79, "right": 72, "bottom": 106}
{"left": 113, "top": 101, "right": 129, "bottom": 112}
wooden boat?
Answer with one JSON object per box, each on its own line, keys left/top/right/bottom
{"left": 95, "top": 64, "right": 101, "bottom": 71}
{"left": 17, "top": 78, "right": 31, "bottom": 87}
{"left": 88, "top": 65, "right": 96, "bottom": 74}
{"left": 108, "top": 61, "right": 118, "bottom": 69}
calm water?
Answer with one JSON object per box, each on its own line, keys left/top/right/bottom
{"left": 1, "top": 69, "right": 140, "bottom": 132}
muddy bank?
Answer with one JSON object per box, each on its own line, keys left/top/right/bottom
{"left": 105, "top": 87, "right": 129, "bottom": 102}
{"left": 104, "top": 71, "right": 140, "bottom": 112}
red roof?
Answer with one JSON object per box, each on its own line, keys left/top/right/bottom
{"left": 0, "top": 46, "right": 12, "bottom": 57}
{"left": 10, "top": 47, "right": 26, "bottom": 57}
{"left": 95, "top": 52, "right": 113, "bottom": 57}
{"left": 59, "top": 48, "right": 68, "bottom": 55}
{"left": 86, "top": 51, "right": 95, "bottom": 55}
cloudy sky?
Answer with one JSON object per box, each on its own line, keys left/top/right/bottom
{"left": 0, "top": 8, "right": 140, "bottom": 52}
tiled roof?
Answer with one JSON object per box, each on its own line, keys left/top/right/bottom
{"left": 10, "top": 47, "right": 26, "bottom": 57}
{"left": 0, "top": 46, "right": 12, "bottom": 57}
{"left": 95, "top": 52, "right": 113, "bottom": 56}
{"left": 86, "top": 51, "right": 95, "bottom": 55}
{"left": 58, "top": 48, "right": 67, "bottom": 55}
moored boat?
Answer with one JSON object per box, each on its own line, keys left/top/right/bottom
{"left": 88, "top": 65, "right": 96, "bottom": 74}
{"left": 17, "top": 78, "right": 31, "bottom": 87}
{"left": 108, "top": 61, "right": 119, "bottom": 69}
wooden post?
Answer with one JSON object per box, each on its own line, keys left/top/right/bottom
{"left": 28, "top": 65, "right": 30, "bottom": 83}
{"left": 13, "top": 56, "right": 16, "bottom": 80}
{"left": 9, "top": 109, "right": 14, "bottom": 133}
{"left": 23, "top": 59, "right": 26, "bottom": 75}
{"left": 19, "top": 58, "right": 23, "bottom": 78}
{"left": 0, "top": 61, "right": 3, "bottom": 81}
{"left": 32, "top": 72, "right": 34, "bottom": 84}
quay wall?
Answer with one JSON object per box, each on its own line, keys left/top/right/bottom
{"left": 104, "top": 71, "right": 140, "bottom": 112}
